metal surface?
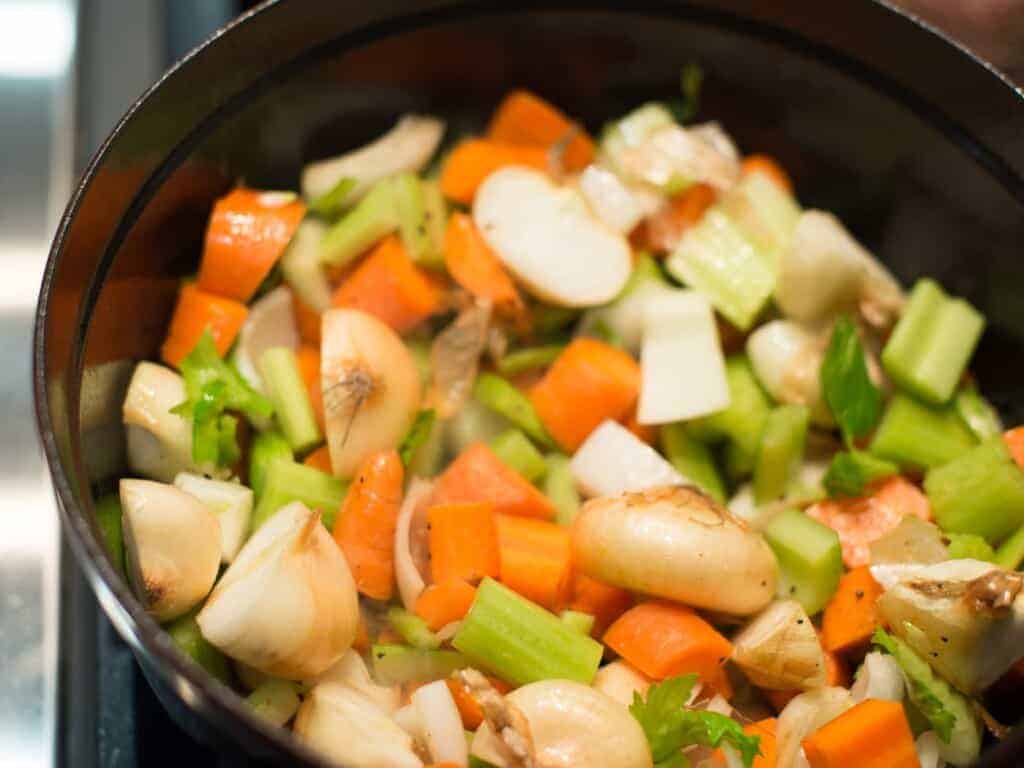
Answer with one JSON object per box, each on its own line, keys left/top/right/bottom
{"left": 0, "top": 1, "right": 76, "bottom": 766}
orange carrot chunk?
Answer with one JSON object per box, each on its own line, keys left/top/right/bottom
{"left": 444, "top": 212, "right": 524, "bottom": 314}
{"left": 821, "top": 566, "right": 884, "bottom": 654}
{"left": 802, "top": 699, "right": 919, "bottom": 768}
{"left": 636, "top": 182, "right": 717, "bottom": 254}
{"left": 331, "top": 235, "right": 441, "bottom": 333}
{"left": 432, "top": 442, "right": 556, "bottom": 520}
{"left": 603, "top": 602, "right": 733, "bottom": 685}
{"left": 494, "top": 515, "right": 573, "bottom": 612}
{"left": 197, "top": 188, "right": 306, "bottom": 302}
{"left": 439, "top": 139, "right": 548, "bottom": 205}
{"left": 428, "top": 502, "right": 500, "bottom": 584}
{"left": 569, "top": 573, "right": 632, "bottom": 637}
{"left": 414, "top": 579, "right": 477, "bottom": 631}
{"left": 1004, "top": 427, "right": 1024, "bottom": 469}
{"left": 160, "top": 282, "right": 248, "bottom": 368}
{"left": 444, "top": 675, "right": 511, "bottom": 731}
{"left": 487, "top": 89, "right": 595, "bottom": 171}
{"left": 302, "top": 445, "right": 332, "bottom": 473}
{"left": 530, "top": 338, "right": 642, "bottom": 452}
{"left": 741, "top": 154, "right": 794, "bottom": 195}
{"left": 332, "top": 449, "right": 405, "bottom": 600}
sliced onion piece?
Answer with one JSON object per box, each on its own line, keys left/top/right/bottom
{"left": 851, "top": 651, "right": 905, "bottom": 703}
{"left": 395, "top": 479, "right": 434, "bottom": 610}
{"left": 776, "top": 687, "right": 854, "bottom": 768}
{"left": 570, "top": 420, "right": 685, "bottom": 498}
{"left": 231, "top": 285, "right": 299, "bottom": 393}
{"left": 577, "top": 164, "right": 663, "bottom": 233}
{"left": 411, "top": 680, "right": 469, "bottom": 766}
{"left": 172, "top": 473, "right": 253, "bottom": 564}
{"left": 311, "top": 649, "right": 400, "bottom": 714}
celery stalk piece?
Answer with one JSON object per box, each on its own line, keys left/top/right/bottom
{"left": 247, "top": 679, "right": 302, "bottom": 726}
{"left": 659, "top": 423, "right": 726, "bottom": 503}
{"left": 665, "top": 209, "right": 775, "bottom": 331}
{"left": 753, "top": 405, "right": 809, "bottom": 504}
{"left": 319, "top": 178, "right": 399, "bottom": 267}
{"left": 869, "top": 394, "right": 976, "bottom": 470}
{"left": 822, "top": 450, "right": 898, "bottom": 499}
{"left": 543, "top": 454, "right": 580, "bottom": 526}
{"left": 762, "top": 509, "right": 842, "bottom": 615}
{"left": 489, "top": 429, "right": 547, "bottom": 484}
{"left": 446, "top": 397, "right": 511, "bottom": 455}
{"left": 166, "top": 610, "right": 232, "bottom": 684}
{"left": 259, "top": 347, "right": 322, "bottom": 454}
{"left": 945, "top": 533, "right": 996, "bottom": 562}
{"left": 307, "top": 176, "right": 357, "bottom": 219}
{"left": 925, "top": 437, "right": 1024, "bottom": 544}
{"left": 421, "top": 179, "right": 448, "bottom": 264}
{"left": 560, "top": 610, "right": 595, "bottom": 636}
{"left": 248, "top": 429, "right": 293, "bottom": 500}
{"left": 954, "top": 386, "right": 1003, "bottom": 440}
{"left": 281, "top": 218, "right": 332, "bottom": 312}
{"left": 497, "top": 345, "right": 565, "bottom": 377}
{"left": 881, "top": 279, "right": 985, "bottom": 405}
{"left": 94, "top": 493, "right": 126, "bottom": 576}
{"left": 473, "top": 373, "right": 553, "bottom": 448}
{"left": 371, "top": 644, "right": 469, "bottom": 685}
{"left": 387, "top": 606, "right": 441, "bottom": 649}
{"left": 995, "top": 523, "right": 1024, "bottom": 570}
{"left": 720, "top": 171, "right": 801, "bottom": 262}
{"left": 452, "top": 578, "right": 603, "bottom": 686}
{"left": 251, "top": 459, "right": 348, "bottom": 533}
{"left": 394, "top": 172, "right": 443, "bottom": 267}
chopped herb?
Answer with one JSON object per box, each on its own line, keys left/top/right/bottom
{"left": 820, "top": 315, "right": 882, "bottom": 446}
{"left": 823, "top": 450, "right": 898, "bottom": 498}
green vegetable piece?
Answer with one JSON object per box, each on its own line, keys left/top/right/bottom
{"left": 870, "top": 394, "right": 976, "bottom": 470}
{"left": 753, "top": 405, "right": 809, "bottom": 504}
{"left": 406, "top": 337, "right": 432, "bottom": 385}
{"left": 421, "top": 179, "right": 448, "bottom": 264}
{"left": 882, "top": 278, "right": 985, "bottom": 405}
{"left": 452, "top": 578, "right": 603, "bottom": 686}
{"left": 473, "top": 373, "right": 553, "bottom": 448}
{"left": 660, "top": 423, "right": 726, "bottom": 503}
{"left": 945, "top": 533, "right": 996, "bottom": 562}
{"left": 543, "top": 453, "right": 580, "bottom": 527}
{"left": 248, "top": 429, "right": 293, "bottom": 500}
{"left": 320, "top": 178, "right": 398, "bottom": 267}
{"left": 398, "top": 409, "right": 437, "bottom": 466}
{"left": 531, "top": 304, "right": 580, "bottom": 338}
{"left": 559, "top": 610, "right": 595, "bottom": 636}
{"left": 995, "top": 522, "right": 1024, "bottom": 570}
{"left": 258, "top": 347, "right": 322, "bottom": 454}
{"left": 954, "top": 386, "right": 1003, "bottom": 440}
{"left": 247, "top": 679, "right": 302, "bottom": 726}
{"left": 489, "top": 429, "right": 547, "bottom": 484}
{"left": 93, "top": 493, "right": 125, "bottom": 576}
{"left": 762, "top": 509, "right": 842, "bottom": 615}
{"left": 873, "top": 628, "right": 981, "bottom": 759}
{"left": 387, "top": 605, "right": 441, "bottom": 650}
{"left": 446, "top": 397, "right": 511, "bottom": 455}
{"left": 252, "top": 459, "right": 348, "bottom": 533}
{"left": 469, "top": 757, "right": 500, "bottom": 768}
{"left": 166, "top": 611, "right": 232, "bottom": 685}
{"left": 370, "top": 644, "right": 468, "bottom": 685}
{"left": 394, "top": 172, "right": 444, "bottom": 267}
{"left": 820, "top": 316, "right": 882, "bottom": 446}
{"left": 600, "top": 102, "right": 676, "bottom": 176}
{"left": 307, "top": 176, "right": 357, "bottom": 218}
{"left": 925, "top": 437, "right": 1024, "bottom": 544}
{"left": 408, "top": 413, "right": 446, "bottom": 478}
{"left": 722, "top": 172, "right": 800, "bottom": 261}
{"left": 672, "top": 62, "right": 704, "bottom": 124}
{"left": 823, "top": 450, "right": 898, "bottom": 499}
{"left": 497, "top": 345, "right": 565, "bottom": 377}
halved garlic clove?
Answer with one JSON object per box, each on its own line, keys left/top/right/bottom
{"left": 173, "top": 473, "right": 252, "bottom": 564}
{"left": 230, "top": 285, "right": 300, "bottom": 394}
{"left": 310, "top": 649, "right": 400, "bottom": 714}
{"left": 731, "top": 600, "right": 826, "bottom": 691}
{"left": 119, "top": 479, "right": 221, "bottom": 622}
{"left": 197, "top": 502, "right": 359, "bottom": 680}
{"left": 122, "top": 362, "right": 194, "bottom": 482}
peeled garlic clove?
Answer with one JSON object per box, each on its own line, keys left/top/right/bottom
{"left": 294, "top": 682, "right": 423, "bottom": 768}
{"left": 120, "top": 479, "right": 220, "bottom": 622}
{"left": 173, "top": 473, "right": 253, "bottom": 564}
{"left": 311, "top": 649, "right": 400, "bottom": 714}
{"left": 197, "top": 502, "right": 358, "bottom": 680}
{"left": 122, "top": 362, "right": 194, "bottom": 482}
{"left": 732, "top": 600, "right": 826, "bottom": 691}
{"left": 593, "top": 660, "right": 652, "bottom": 707}
{"left": 321, "top": 309, "right": 422, "bottom": 478}
{"left": 410, "top": 680, "right": 468, "bottom": 766}
{"left": 230, "top": 285, "right": 299, "bottom": 393}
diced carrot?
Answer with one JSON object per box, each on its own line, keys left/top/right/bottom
{"left": 302, "top": 445, "right": 332, "bottom": 473}
{"left": 494, "top": 515, "right": 573, "bottom": 611}
{"left": 529, "top": 338, "right": 641, "bottom": 452}
{"left": 741, "top": 155, "right": 794, "bottom": 195}
{"left": 486, "top": 89, "right": 595, "bottom": 171}
{"left": 160, "top": 282, "right": 248, "bottom": 368}
{"left": 806, "top": 476, "right": 931, "bottom": 568}
{"left": 714, "top": 718, "right": 777, "bottom": 768}
{"left": 569, "top": 573, "right": 632, "bottom": 637}
{"left": 414, "top": 578, "right": 477, "bottom": 631}
{"left": 1004, "top": 427, "right": 1024, "bottom": 469}
{"left": 332, "top": 450, "right": 404, "bottom": 600}
{"left": 764, "top": 646, "right": 849, "bottom": 712}
{"left": 291, "top": 289, "right": 322, "bottom": 346}
{"left": 439, "top": 139, "right": 548, "bottom": 204}
{"left": 196, "top": 188, "right": 306, "bottom": 302}
{"left": 624, "top": 408, "right": 658, "bottom": 446}
{"left": 432, "top": 442, "right": 556, "bottom": 520}
{"left": 603, "top": 602, "right": 733, "bottom": 685}
{"left": 444, "top": 675, "right": 512, "bottom": 731}
{"left": 802, "top": 699, "right": 918, "bottom": 768}
{"left": 635, "top": 182, "right": 717, "bottom": 254}
{"left": 443, "top": 212, "right": 524, "bottom": 316}
{"left": 294, "top": 344, "right": 325, "bottom": 432}
{"left": 428, "top": 502, "right": 500, "bottom": 584}
{"left": 331, "top": 235, "right": 442, "bottom": 333}
{"left": 822, "top": 566, "right": 884, "bottom": 654}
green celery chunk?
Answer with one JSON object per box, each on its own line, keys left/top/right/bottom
{"left": 398, "top": 409, "right": 437, "bottom": 466}
{"left": 753, "top": 405, "right": 809, "bottom": 504}
{"left": 497, "top": 345, "right": 565, "bottom": 377}
{"left": 945, "top": 533, "right": 996, "bottom": 562}
{"left": 665, "top": 209, "right": 774, "bottom": 331}
{"left": 870, "top": 394, "right": 976, "bottom": 470}
{"left": 371, "top": 645, "right": 468, "bottom": 685}
{"left": 954, "top": 386, "right": 1003, "bottom": 440}
{"left": 489, "top": 429, "right": 547, "bottom": 483}
{"left": 452, "top": 578, "right": 603, "bottom": 686}
{"left": 247, "top": 679, "right": 302, "bottom": 726}
{"left": 543, "top": 454, "right": 580, "bottom": 526}
{"left": 995, "top": 523, "right": 1024, "bottom": 570}
{"left": 446, "top": 397, "right": 511, "bottom": 455}
{"left": 166, "top": 611, "right": 232, "bottom": 684}
{"left": 925, "top": 437, "right": 1024, "bottom": 544}
{"left": 532, "top": 304, "right": 580, "bottom": 338}
{"left": 473, "top": 373, "right": 553, "bottom": 448}
{"left": 387, "top": 606, "right": 441, "bottom": 649}
{"left": 421, "top": 179, "right": 448, "bottom": 265}
{"left": 307, "top": 176, "right": 357, "bottom": 219}
{"left": 408, "top": 414, "right": 446, "bottom": 478}
{"left": 560, "top": 610, "right": 595, "bottom": 636}
{"left": 720, "top": 171, "right": 801, "bottom": 261}
{"left": 281, "top": 218, "right": 332, "bottom": 313}
{"left": 823, "top": 451, "right": 898, "bottom": 499}
{"left": 762, "top": 509, "right": 842, "bottom": 615}
{"left": 94, "top": 493, "right": 125, "bottom": 576}
{"left": 252, "top": 459, "right": 347, "bottom": 533}
{"left": 394, "top": 172, "right": 443, "bottom": 267}
{"left": 881, "top": 278, "right": 985, "bottom": 405}
{"left": 259, "top": 347, "right": 322, "bottom": 454}
{"left": 660, "top": 423, "right": 726, "bottom": 503}
{"left": 248, "top": 429, "right": 293, "bottom": 500}
{"left": 320, "top": 178, "right": 398, "bottom": 267}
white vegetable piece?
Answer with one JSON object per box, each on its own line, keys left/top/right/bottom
{"left": 592, "top": 660, "right": 652, "bottom": 707}
{"left": 394, "top": 478, "right": 433, "bottom": 611}
{"left": 732, "top": 600, "right": 826, "bottom": 690}
{"left": 578, "top": 258, "right": 673, "bottom": 355}
{"left": 616, "top": 123, "right": 741, "bottom": 192}
{"left": 310, "top": 649, "right": 400, "bottom": 714}
{"left": 851, "top": 651, "right": 905, "bottom": 703}
{"left": 172, "top": 473, "right": 253, "bottom": 564}
{"left": 916, "top": 731, "right": 942, "bottom": 768}
{"left": 231, "top": 286, "right": 300, "bottom": 394}
{"left": 122, "top": 362, "right": 194, "bottom": 482}
{"left": 301, "top": 114, "right": 445, "bottom": 204}
{"left": 719, "top": 171, "right": 801, "bottom": 260}
{"left": 119, "top": 479, "right": 221, "bottom": 622}
{"left": 570, "top": 420, "right": 686, "bottom": 498}
{"left": 578, "top": 164, "right": 663, "bottom": 233}
{"left": 293, "top": 682, "right": 423, "bottom": 768}
{"left": 410, "top": 680, "right": 468, "bottom": 766}
{"left": 197, "top": 502, "right": 359, "bottom": 680}
{"left": 776, "top": 687, "right": 854, "bottom": 768}
{"left": 473, "top": 167, "right": 632, "bottom": 307}
{"left": 746, "top": 320, "right": 832, "bottom": 426}
{"left": 638, "top": 290, "right": 729, "bottom": 424}
{"left": 688, "top": 121, "right": 741, "bottom": 162}
{"left": 281, "top": 218, "right": 332, "bottom": 312}
{"left": 600, "top": 102, "right": 676, "bottom": 174}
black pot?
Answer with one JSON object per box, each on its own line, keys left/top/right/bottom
{"left": 35, "top": 0, "right": 1024, "bottom": 765}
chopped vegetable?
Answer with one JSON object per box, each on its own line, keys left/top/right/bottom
{"left": 474, "top": 373, "right": 553, "bottom": 448}
{"left": 319, "top": 177, "right": 399, "bottom": 267}
{"left": 850, "top": 651, "right": 905, "bottom": 703}
{"left": 387, "top": 605, "right": 440, "bottom": 650}
{"left": 173, "top": 473, "right": 253, "bottom": 565}
{"left": 248, "top": 429, "right": 292, "bottom": 500}
{"left": 281, "top": 219, "right": 332, "bottom": 316}
{"left": 259, "top": 347, "right": 322, "bottom": 454}
{"left": 428, "top": 502, "right": 500, "bottom": 584}
{"left": 306, "top": 176, "right": 356, "bottom": 218}
{"left": 487, "top": 88, "right": 594, "bottom": 171}
{"left": 823, "top": 450, "right": 898, "bottom": 499}
{"left": 371, "top": 645, "right": 468, "bottom": 685}
{"left": 166, "top": 610, "right": 231, "bottom": 684}
{"left": 443, "top": 211, "right": 524, "bottom": 316}
{"left": 636, "top": 182, "right": 715, "bottom": 253}
{"left": 946, "top": 533, "right": 996, "bottom": 562}
{"left": 954, "top": 386, "right": 1003, "bottom": 440}
{"left": 494, "top": 514, "right": 572, "bottom": 611}
{"left": 302, "top": 445, "right": 332, "bottom": 473}
{"left": 578, "top": 164, "right": 663, "bottom": 234}
{"left": 398, "top": 409, "right": 436, "bottom": 466}
{"left": 440, "top": 139, "right": 548, "bottom": 204}
{"left": 732, "top": 600, "right": 826, "bottom": 691}
{"left": 559, "top": 610, "right": 595, "bottom": 636}
{"left": 393, "top": 172, "right": 443, "bottom": 267}
{"left": 414, "top": 579, "right": 477, "bottom": 631}
{"left": 762, "top": 509, "right": 843, "bottom": 615}
{"left": 496, "top": 345, "right": 564, "bottom": 377}
{"left": 746, "top": 319, "right": 832, "bottom": 426}
{"left": 123, "top": 362, "right": 196, "bottom": 482}
{"left": 230, "top": 285, "right": 300, "bottom": 394}
{"left": 753, "top": 405, "right": 809, "bottom": 503}
{"left": 659, "top": 423, "right": 726, "bottom": 502}
{"left": 247, "top": 679, "right": 302, "bottom": 726}
{"left": 599, "top": 102, "right": 676, "bottom": 175}
{"left": 488, "top": 428, "right": 547, "bottom": 483}
{"left": 615, "top": 122, "right": 740, "bottom": 193}
{"left": 776, "top": 687, "right": 854, "bottom": 768}
{"left": 821, "top": 566, "right": 884, "bottom": 654}
{"left": 542, "top": 453, "right": 581, "bottom": 526}
{"left": 93, "top": 493, "right": 125, "bottom": 576}
{"left": 570, "top": 420, "right": 685, "bottom": 498}
{"left": 579, "top": 253, "right": 672, "bottom": 354}
{"left": 994, "top": 522, "right": 1024, "bottom": 570}
{"left": 741, "top": 154, "right": 793, "bottom": 193}
{"left": 160, "top": 283, "right": 249, "bottom": 369}
{"left": 251, "top": 459, "right": 347, "bottom": 533}
{"left": 802, "top": 698, "right": 919, "bottom": 768}
{"left": 432, "top": 442, "right": 556, "bottom": 519}
{"left": 720, "top": 170, "right": 800, "bottom": 261}
{"left": 820, "top": 315, "right": 882, "bottom": 446}
{"left": 870, "top": 393, "right": 976, "bottom": 470}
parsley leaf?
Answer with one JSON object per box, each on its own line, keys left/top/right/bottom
{"left": 820, "top": 316, "right": 882, "bottom": 446}
{"left": 668, "top": 63, "right": 704, "bottom": 125}
{"left": 398, "top": 409, "right": 436, "bottom": 466}
{"left": 823, "top": 450, "right": 898, "bottom": 498}
{"left": 674, "top": 711, "right": 762, "bottom": 767}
